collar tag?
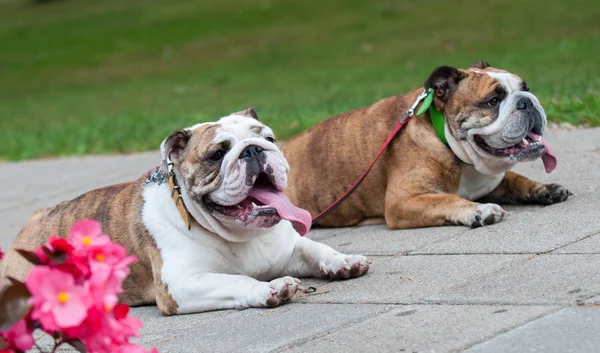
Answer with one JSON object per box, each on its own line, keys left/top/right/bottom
{"left": 168, "top": 163, "right": 192, "bottom": 231}
{"left": 145, "top": 166, "right": 167, "bottom": 185}
{"left": 416, "top": 89, "right": 448, "bottom": 145}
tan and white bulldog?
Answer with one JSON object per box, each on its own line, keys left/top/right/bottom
{"left": 2, "top": 109, "right": 370, "bottom": 315}
{"left": 283, "top": 61, "right": 571, "bottom": 229}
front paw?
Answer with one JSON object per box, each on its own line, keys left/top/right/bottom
{"left": 319, "top": 254, "right": 371, "bottom": 280}
{"left": 466, "top": 203, "right": 506, "bottom": 228}
{"left": 532, "top": 184, "right": 572, "bottom": 205}
{"left": 261, "top": 276, "right": 300, "bottom": 307}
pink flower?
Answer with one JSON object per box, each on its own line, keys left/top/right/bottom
{"left": 26, "top": 267, "right": 91, "bottom": 330}
{"left": 69, "top": 220, "right": 111, "bottom": 254}
{"left": 87, "top": 241, "right": 136, "bottom": 294}
{"left": 72, "top": 303, "right": 146, "bottom": 353}
{"left": 64, "top": 306, "right": 110, "bottom": 351}
{"left": 48, "top": 235, "right": 74, "bottom": 255}
{"left": 0, "top": 246, "right": 4, "bottom": 260}
{"left": 0, "top": 318, "right": 34, "bottom": 351}
{"left": 86, "top": 271, "right": 119, "bottom": 320}
{"left": 70, "top": 219, "right": 102, "bottom": 239}
{"left": 36, "top": 235, "right": 92, "bottom": 281}
{"left": 88, "top": 242, "right": 136, "bottom": 275}
{"left": 109, "top": 304, "right": 143, "bottom": 341}
{"left": 55, "top": 258, "right": 91, "bottom": 282}
{"left": 12, "top": 219, "right": 154, "bottom": 353}
{"left": 33, "top": 246, "right": 49, "bottom": 264}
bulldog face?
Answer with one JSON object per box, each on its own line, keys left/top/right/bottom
{"left": 426, "top": 61, "right": 557, "bottom": 175}
{"left": 160, "top": 108, "right": 311, "bottom": 240}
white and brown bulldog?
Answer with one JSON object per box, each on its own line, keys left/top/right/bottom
{"left": 2, "top": 109, "right": 370, "bottom": 315}
{"left": 283, "top": 61, "right": 571, "bottom": 229}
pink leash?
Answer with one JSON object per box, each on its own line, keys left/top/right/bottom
{"left": 311, "top": 89, "right": 431, "bottom": 225}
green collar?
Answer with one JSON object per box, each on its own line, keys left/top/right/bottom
{"left": 416, "top": 89, "right": 448, "bottom": 145}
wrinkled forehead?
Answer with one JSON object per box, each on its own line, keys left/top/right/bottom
{"left": 462, "top": 68, "right": 524, "bottom": 96}
{"left": 186, "top": 122, "right": 220, "bottom": 148}
{"left": 212, "top": 114, "right": 274, "bottom": 144}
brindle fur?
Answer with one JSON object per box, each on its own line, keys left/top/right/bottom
{"left": 1, "top": 176, "right": 178, "bottom": 314}
{"left": 2, "top": 124, "right": 227, "bottom": 315}
{"left": 283, "top": 63, "right": 570, "bottom": 229}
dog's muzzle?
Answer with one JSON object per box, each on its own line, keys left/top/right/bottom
{"left": 470, "top": 92, "right": 557, "bottom": 173}
{"left": 207, "top": 141, "right": 312, "bottom": 235}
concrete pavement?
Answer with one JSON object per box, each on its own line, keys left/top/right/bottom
{"left": 1, "top": 127, "right": 599, "bottom": 352}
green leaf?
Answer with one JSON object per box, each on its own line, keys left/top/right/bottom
{"left": 15, "top": 249, "right": 42, "bottom": 265}
{"left": 0, "top": 283, "right": 31, "bottom": 330}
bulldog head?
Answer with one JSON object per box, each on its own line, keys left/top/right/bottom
{"left": 159, "top": 108, "right": 311, "bottom": 241}
{"left": 425, "top": 61, "right": 557, "bottom": 175}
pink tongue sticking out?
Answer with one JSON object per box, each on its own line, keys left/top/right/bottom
{"left": 527, "top": 132, "right": 557, "bottom": 173}
{"left": 248, "top": 185, "right": 312, "bottom": 236}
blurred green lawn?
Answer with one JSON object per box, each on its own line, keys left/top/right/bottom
{"left": 0, "top": 0, "right": 598, "bottom": 160}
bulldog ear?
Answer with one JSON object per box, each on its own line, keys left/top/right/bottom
{"left": 470, "top": 60, "right": 491, "bottom": 69}
{"left": 160, "top": 129, "right": 191, "bottom": 172}
{"left": 234, "top": 107, "right": 259, "bottom": 120}
{"left": 424, "top": 66, "right": 466, "bottom": 101}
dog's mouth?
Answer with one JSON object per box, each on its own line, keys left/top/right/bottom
{"left": 473, "top": 132, "right": 557, "bottom": 173}
{"left": 205, "top": 173, "right": 312, "bottom": 236}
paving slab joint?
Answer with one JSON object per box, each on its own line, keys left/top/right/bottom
{"left": 547, "top": 230, "right": 600, "bottom": 254}
{"left": 459, "top": 307, "right": 564, "bottom": 351}
{"left": 269, "top": 306, "right": 395, "bottom": 352}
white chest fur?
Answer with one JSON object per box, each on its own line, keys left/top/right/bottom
{"left": 457, "top": 164, "right": 505, "bottom": 201}
{"left": 141, "top": 183, "right": 299, "bottom": 310}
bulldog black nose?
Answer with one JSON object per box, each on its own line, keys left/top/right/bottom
{"left": 240, "top": 145, "right": 264, "bottom": 159}
{"left": 516, "top": 97, "right": 532, "bottom": 110}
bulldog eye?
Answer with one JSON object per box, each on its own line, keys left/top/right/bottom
{"left": 486, "top": 97, "right": 500, "bottom": 108}
{"left": 266, "top": 136, "right": 276, "bottom": 144}
{"left": 209, "top": 150, "right": 225, "bottom": 161}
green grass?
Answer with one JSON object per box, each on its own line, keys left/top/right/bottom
{"left": 0, "top": 0, "right": 599, "bottom": 160}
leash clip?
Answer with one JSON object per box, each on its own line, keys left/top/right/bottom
{"left": 400, "top": 109, "right": 413, "bottom": 123}
{"left": 411, "top": 89, "right": 431, "bottom": 111}
{"left": 399, "top": 89, "right": 431, "bottom": 123}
